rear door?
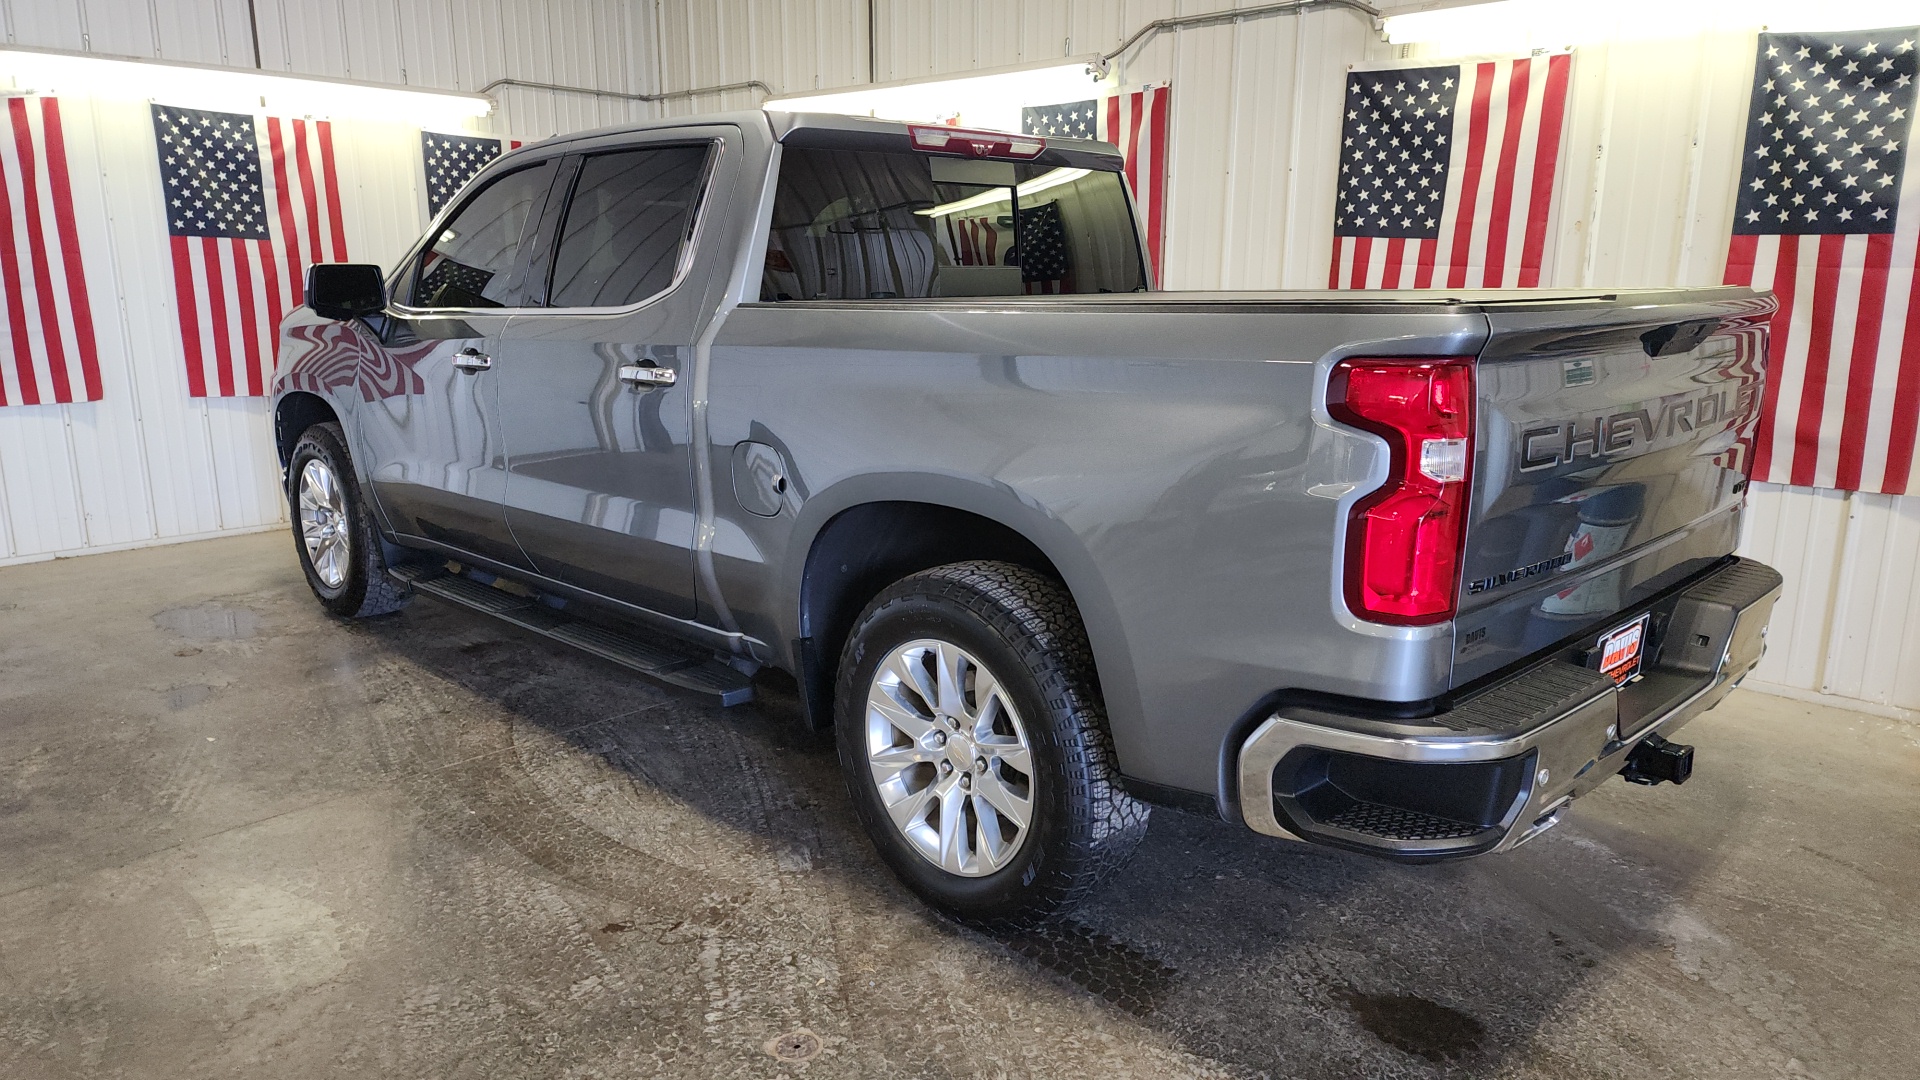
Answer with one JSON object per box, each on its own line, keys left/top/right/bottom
{"left": 1450, "top": 289, "right": 1774, "bottom": 685}
{"left": 490, "top": 128, "right": 731, "bottom": 618}
{"left": 357, "top": 154, "right": 559, "bottom": 569}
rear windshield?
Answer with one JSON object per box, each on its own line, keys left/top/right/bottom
{"left": 761, "top": 146, "right": 1147, "bottom": 301}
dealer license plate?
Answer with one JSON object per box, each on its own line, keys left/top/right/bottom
{"left": 1595, "top": 613, "right": 1651, "bottom": 687}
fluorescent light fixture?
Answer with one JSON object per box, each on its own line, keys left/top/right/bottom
{"left": 766, "top": 62, "right": 1103, "bottom": 135}
{"left": 0, "top": 45, "right": 492, "bottom": 127}
{"left": 918, "top": 168, "right": 1093, "bottom": 217}
{"left": 1385, "top": 0, "right": 1920, "bottom": 52}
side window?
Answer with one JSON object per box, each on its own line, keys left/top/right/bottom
{"left": 409, "top": 160, "right": 555, "bottom": 309}
{"left": 547, "top": 145, "right": 712, "bottom": 308}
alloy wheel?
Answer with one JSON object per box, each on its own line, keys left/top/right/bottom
{"left": 864, "top": 638, "right": 1036, "bottom": 876}
{"left": 298, "top": 458, "right": 350, "bottom": 589}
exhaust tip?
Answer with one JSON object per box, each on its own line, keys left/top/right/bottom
{"left": 1622, "top": 734, "right": 1694, "bottom": 786}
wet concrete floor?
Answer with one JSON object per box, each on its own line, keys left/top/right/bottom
{"left": 1, "top": 531, "right": 1915, "bottom": 1078}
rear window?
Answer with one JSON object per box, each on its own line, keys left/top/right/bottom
{"left": 761, "top": 146, "right": 1147, "bottom": 301}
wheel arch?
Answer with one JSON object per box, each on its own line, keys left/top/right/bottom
{"left": 783, "top": 474, "right": 1139, "bottom": 750}
{"left": 273, "top": 391, "right": 342, "bottom": 469}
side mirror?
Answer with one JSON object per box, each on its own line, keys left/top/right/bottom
{"left": 306, "top": 263, "right": 386, "bottom": 321}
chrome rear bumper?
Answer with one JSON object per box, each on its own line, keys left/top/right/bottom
{"left": 1237, "top": 558, "right": 1783, "bottom": 860}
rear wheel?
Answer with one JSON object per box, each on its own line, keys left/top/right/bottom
{"left": 287, "top": 422, "right": 409, "bottom": 618}
{"left": 836, "top": 561, "right": 1148, "bottom": 926}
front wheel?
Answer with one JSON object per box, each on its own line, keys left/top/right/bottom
{"left": 835, "top": 561, "right": 1148, "bottom": 926}
{"left": 287, "top": 421, "right": 409, "bottom": 618}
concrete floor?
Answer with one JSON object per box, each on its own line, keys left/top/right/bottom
{"left": 1, "top": 532, "right": 1915, "bottom": 1079}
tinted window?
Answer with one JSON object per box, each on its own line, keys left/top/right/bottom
{"left": 410, "top": 160, "right": 554, "bottom": 308}
{"left": 761, "top": 147, "right": 1146, "bottom": 301}
{"left": 547, "top": 145, "right": 711, "bottom": 308}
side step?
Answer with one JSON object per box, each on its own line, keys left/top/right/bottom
{"left": 389, "top": 562, "right": 754, "bottom": 707}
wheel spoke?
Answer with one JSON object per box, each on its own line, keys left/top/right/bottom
{"left": 882, "top": 779, "right": 936, "bottom": 833}
{"left": 967, "top": 671, "right": 1007, "bottom": 736}
{"left": 869, "top": 692, "right": 932, "bottom": 742}
{"left": 972, "top": 797, "right": 1011, "bottom": 868}
{"left": 934, "top": 642, "right": 968, "bottom": 718}
{"left": 973, "top": 768, "right": 1031, "bottom": 831}
{"left": 936, "top": 776, "right": 968, "bottom": 873}
{"left": 978, "top": 737, "right": 1031, "bottom": 776}
{"left": 868, "top": 743, "right": 937, "bottom": 771}
{"left": 884, "top": 651, "right": 939, "bottom": 717}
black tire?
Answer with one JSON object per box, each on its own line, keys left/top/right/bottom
{"left": 287, "top": 421, "right": 409, "bottom": 619}
{"left": 835, "top": 561, "right": 1148, "bottom": 926}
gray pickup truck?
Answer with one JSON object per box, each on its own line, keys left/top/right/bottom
{"left": 272, "top": 110, "right": 1783, "bottom": 924}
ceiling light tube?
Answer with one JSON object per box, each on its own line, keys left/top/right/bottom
{"left": 0, "top": 45, "right": 492, "bottom": 127}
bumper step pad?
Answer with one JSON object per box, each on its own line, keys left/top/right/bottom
{"left": 389, "top": 562, "right": 754, "bottom": 707}
{"left": 1319, "top": 800, "right": 1487, "bottom": 842}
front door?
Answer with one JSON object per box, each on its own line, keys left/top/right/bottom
{"left": 492, "top": 135, "right": 727, "bottom": 618}
{"left": 355, "top": 155, "right": 559, "bottom": 570}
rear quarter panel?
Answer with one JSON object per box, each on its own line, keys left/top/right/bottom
{"left": 707, "top": 300, "right": 1485, "bottom": 798}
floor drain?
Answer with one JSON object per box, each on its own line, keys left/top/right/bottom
{"left": 765, "top": 1028, "right": 822, "bottom": 1063}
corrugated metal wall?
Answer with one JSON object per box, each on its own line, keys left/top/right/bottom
{"left": 0, "top": 0, "right": 663, "bottom": 569}
{"left": 3, "top": 0, "right": 1913, "bottom": 714}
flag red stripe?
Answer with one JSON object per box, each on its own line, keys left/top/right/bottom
{"left": 1788, "top": 234, "right": 1847, "bottom": 487}
{"left": 232, "top": 239, "right": 264, "bottom": 396}
{"left": 1518, "top": 54, "right": 1570, "bottom": 288}
{"left": 1381, "top": 238, "right": 1406, "bottom": 289}
{"left": 1481, "top": 58, "right": 1530, "bottom": 289}
{"left": 293, "top": 119, "right": 324, "bottom": 276}
{"left": 10, "top": 97, "right": 72, "bottom": 404}
{"left": 1145, "top": 86, "right": 1170, "bottom": 278}
{"left": 0, "top": 106, "right": 34, "bottom": 406}
{"left": 1414, "top": 237, "right": 1438, "bottom": 288}
{"left": 1349, "top": 237, "right": 1372, "bottom": 289}
{"left": 1126, "top": 96, "right": 1146, "bottom": 199}
{"left": 1446, "top": 62, "right": 1496, "bottom": 290}
{"left": 39, "top": 99, "right": 101, "bottom": 402}
{"left": 267, "top": 120, "right": 304, "bottom": 307}
{"left": 1832, "top": 233, "right": 1893, "bottom": 491}
{"left": 1880, "top": 256, "right": 1920, "bottom": 495}
{"left": 201, "top": 237, "right": 236, "bottom": 398}
{"left": 170, "top": 235, "right": 207, "bottom": 398}
{"left": 1328, "top": 236, "right": 1344, "bottom": 289}
{"left": 316, "top": 120, "right": 347, "bottom": 261}
{"left": 1723, "top": 233, "right": 1758, "bottom": 286}
{"left": 1748, "top": 235, "right": 1797, "bottom": 480}
{"left": 257, "top": 234, "right": 284, "bottom": 369}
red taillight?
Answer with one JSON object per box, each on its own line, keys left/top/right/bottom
{"left": 1328, "top": 358, "right": 1476, "bottom": 625}
{"left": 907, "top": 124, "right": 1046, "bottom": 159}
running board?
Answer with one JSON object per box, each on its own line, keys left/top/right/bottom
{"left": 389, "top": 562, "right": 754, "bottom": 707}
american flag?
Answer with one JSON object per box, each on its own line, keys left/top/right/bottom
{"left": 153, "top": 104, "right": 346, "bottom": 398}
{"left": 0, "top": 97, "right": 102, "bottom": 406}
{"left": 423, "top": 131, "right": 520, "bottom": 216}
{"left": 1723, "top": 29, "right": 1920, "bottom": 495}
{"left": 1329, "top": 54, "right": 1571, "bottom": 290}
{"left": 1016, "top": 200, "right": 1070, "bottom": 292}
{"left": 1024, "top": 84, "right": 1170, "bottom": 278}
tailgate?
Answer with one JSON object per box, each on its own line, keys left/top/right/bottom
{"left": 1451, "top": 289, "right": 1774, "bottom": 688}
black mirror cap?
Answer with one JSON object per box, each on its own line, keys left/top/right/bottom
{"left": 306, "top": 263, "right": 386, "bottom": 321}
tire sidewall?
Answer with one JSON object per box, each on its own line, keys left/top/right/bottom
{"left": 288, "top": 424, "right": 370, "bottom": 616}
{"left": 836, "top": 593, "right": 1076, "bottom": 923}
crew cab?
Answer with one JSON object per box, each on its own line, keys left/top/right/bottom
{"left": 271, "top": 110, "right": 1782, "bottom": 924}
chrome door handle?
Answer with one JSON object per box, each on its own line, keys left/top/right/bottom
{"left": 451, "top": 348, "right": 491, "bottom": 372}
{"left": 618, "top": 363, "right": 677, "bottom": 388}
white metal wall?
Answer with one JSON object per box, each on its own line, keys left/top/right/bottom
{"left": 2, "top": 0, "right": 1912, "bottom": 713}
{"left": 0, "top": 0, "right": 664, "bottom": 570}
{"left": 645, "top": 0, "right": 1920, "bottom": 714}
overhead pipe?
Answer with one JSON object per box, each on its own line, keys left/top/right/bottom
{"left": 478, "top": 76, "right": 774, "bottom": 106}
{"left": 1090, "top": 0, "right": 1384, "bottom": 76}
